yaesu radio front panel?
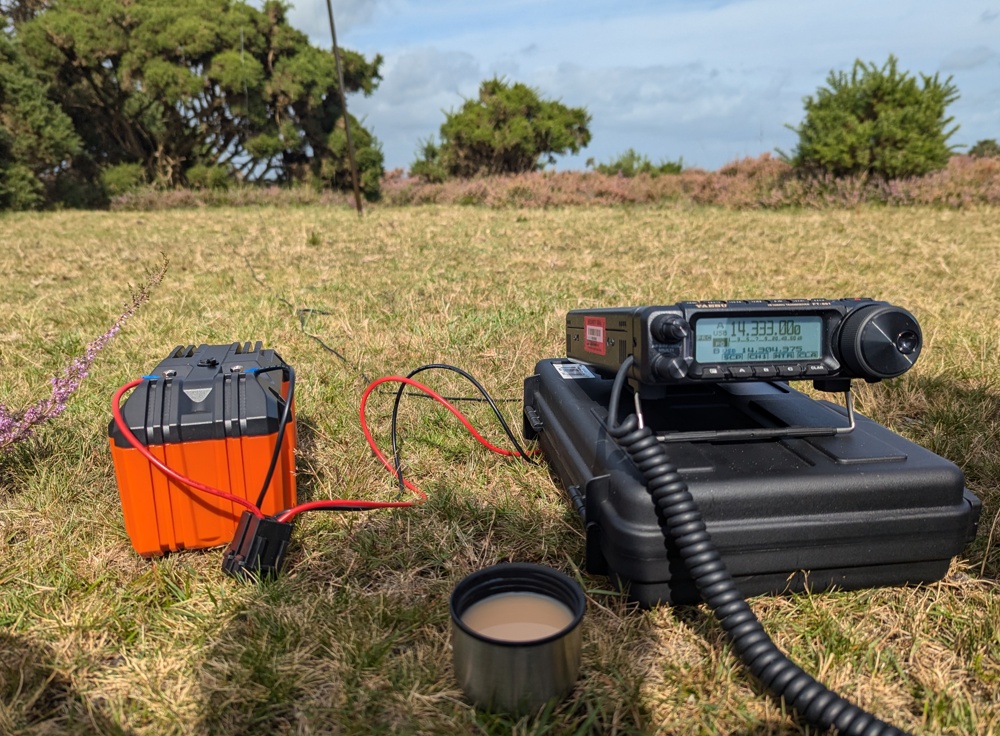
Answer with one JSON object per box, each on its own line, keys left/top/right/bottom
{"left": 566, "top": 298, "right": 922, "bottom": 388}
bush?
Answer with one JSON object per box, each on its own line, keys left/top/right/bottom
{"left": 413, "top": 77, "right": 590, "bottom": 178}
{"left": 0, "top": 162, "right": 43, "bottom": 210}
{"left": 590, "top": 149, "right": 683, "bottom": 177}
{"left": 968, "top": 139, "right": 1000, "bottom": 159}
{"left": 101, "top": 163, "right": 148, "bottom": 195}
{"left": 787, "top": 55, "right": 959, "bottom": 179}
{"left": 185, "top": 164, "right": 231, "bottom": 191}
{"left": 409, "top": 138, "right": 448, "bottom": 183}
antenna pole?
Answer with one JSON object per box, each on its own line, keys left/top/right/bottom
{"left": 325, "top": 0, "right": 364, "bottom": 216}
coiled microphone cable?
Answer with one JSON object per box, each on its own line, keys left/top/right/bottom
{"left": 605, "top": 356, "right": 907, "bottom": 736}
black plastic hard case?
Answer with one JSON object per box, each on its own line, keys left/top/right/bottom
{"left": 523, "top": 359, "right": 980, "bottom": 606}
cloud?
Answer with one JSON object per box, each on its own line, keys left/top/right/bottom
{"left": 285, "top": 0, "right": 393, "bottom": 41}
{"left": 285, "top": 0, "right": 1000, "bottom": 171}
{"left": 351, "top": 44, "right": 807, "bottom": 171}
{"left": 941, "top": 46, "right": 997, "bottom": 71}
{"left": 328, "top": 0, "right": 381, "bottom": 29}
{"left": 541, "top": 64, "right": 712, "bottom": 135}
{"left": 375, "top": 47, "right": 481, "bottom": 103}
{"left": 350, "top": 47, "right": 483, "bottom": 164}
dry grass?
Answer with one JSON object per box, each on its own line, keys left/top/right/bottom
{"left": 1, "top": 204, "right": 998, "bottom": 735}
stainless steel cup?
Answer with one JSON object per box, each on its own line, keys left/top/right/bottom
{"left": 450, "top": 563, "right": 586, "bottom": 714}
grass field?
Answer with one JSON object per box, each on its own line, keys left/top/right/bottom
{"left": 1, "top": 204, "right": 998, "bottom": 735}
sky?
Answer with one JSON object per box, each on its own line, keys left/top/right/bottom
{"left": 280, "top": 0, "right": 1000, "bottom": 173}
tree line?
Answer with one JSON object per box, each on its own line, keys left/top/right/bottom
{"left": 1, "top": 1, "right": 995, "bottom": 212}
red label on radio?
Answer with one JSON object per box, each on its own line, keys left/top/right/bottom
{"left": 584, "top": 316, "right": 606, "bottom": 355}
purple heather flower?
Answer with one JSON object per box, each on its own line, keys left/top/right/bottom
{"left": 0, "top": 258, "right": 167, "bottom": 453}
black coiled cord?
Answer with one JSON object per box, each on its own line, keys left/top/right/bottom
{"left": 605, "top": 357, "right": 907, "bottom": 736}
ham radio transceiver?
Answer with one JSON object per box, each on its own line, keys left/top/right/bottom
{"left": 527, "top": 299, "right": 979, "bottom": 606}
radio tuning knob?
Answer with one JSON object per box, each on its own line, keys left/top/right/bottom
{"left": 651, "top": 314, "right": 690, "bottom": 343}
{"left": 838, "top": 305, "right": 922, "bottom": 380}
{"left": 652, "top": 354, "right": 689, "bottom": 381}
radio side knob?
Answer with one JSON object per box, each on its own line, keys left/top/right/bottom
{"left": 652, "top": 354, "right": 689, "bottom": 381}
{"left": 651, "top": 315, "right": 690, "bottom": 343}
{"left": 838, "top": 304, "right": 922, "bottom": 379}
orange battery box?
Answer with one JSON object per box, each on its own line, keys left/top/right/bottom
{"left": 109, "top": 342, "right": 296, "bottom": 557}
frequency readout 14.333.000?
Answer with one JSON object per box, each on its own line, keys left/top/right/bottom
{"left": 694, "top": 316, "right": 823, "bottom": 363}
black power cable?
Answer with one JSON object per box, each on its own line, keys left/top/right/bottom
{"left": 389, "top": 364, "right": 537, "bottom": 496}
{"left": 606, "top": 356, "right": 907, "bottom": 736}
{"left": 252, "top": 365, "right": 296, "bottom": 510}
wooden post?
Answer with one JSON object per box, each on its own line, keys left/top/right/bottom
{"left": 325, "top": 0, "right": 364, "bottom": 216}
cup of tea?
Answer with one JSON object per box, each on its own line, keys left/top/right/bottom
{"left": 450, "top": 562, "right": 586, "bottom": 714}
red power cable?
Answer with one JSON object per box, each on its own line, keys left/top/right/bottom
{"left": 359, "top": 374, "right": 533, "bottom": 481}
{"left": 274, "top": 499, "right": 415, "bottom": 523}
{"left": 112, "top": 378, "right": 265, "bottom": 518}
{"left": 277, "top": 375, "right": 531, "bottom": 521}
{"left": 113, "top": 373, "right": 532, "bottom": 525}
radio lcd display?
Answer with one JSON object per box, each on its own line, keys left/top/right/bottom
{"left": 694, "top": 315, "right": 823, "bottom": 364}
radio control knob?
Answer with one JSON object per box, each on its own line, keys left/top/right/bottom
{"left": 652, "top": 354, "right": 689, "bottom": 381}
{"left": 651, "top": 315, "right": 690, "bottom": 343}
{"left": 838, "top": 305, "right": 922, "bottom": 380}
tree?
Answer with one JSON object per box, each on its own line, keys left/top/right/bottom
{"left": 0, "top": 33, "right": 79, "bottom": 209}
{"left": 786, "top": 55, "right": 959, "bottom": 179}
{"left": 11, "top": 0, "right": 383, "bottom": 197}
{"left": 968, "top": 139, "right": 1000, "bottom": 159}
{"left": 412, "top": 77, "right": 590, "bottom": 178}
{"left": 1, "top": 0, "right": 49, "bottom": 28}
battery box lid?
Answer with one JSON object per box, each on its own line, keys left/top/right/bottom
{"left": 109, "top": 342, "right": 289, "bottom": 447}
